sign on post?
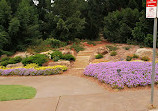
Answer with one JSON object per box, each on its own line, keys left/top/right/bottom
{"left": 146, "top": 0, "right": 157, "bottom": 18}
{"left": 146, "top": 0, "right": 158, "bottom": 106}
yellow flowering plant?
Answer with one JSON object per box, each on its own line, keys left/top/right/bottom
{"left": 25, "top": 63, "right": 39, "bottom": 69}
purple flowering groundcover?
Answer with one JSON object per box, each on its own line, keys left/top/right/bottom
{"left": 84, "top": 61, "right": 158, "bottom": 89}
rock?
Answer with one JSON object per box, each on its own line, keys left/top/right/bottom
{"left": 89, "top": 52, "right": 98, "bottom": 62}
{"left": 48, "top": 60, "right": 71, "bottom": 67}
{"left": 6, "top": 63, "right": 24, "bottom": 68}
{"left": 40, "top": 50, "right": 53, "bottom": 59}
{"left": 135, "top": 48, "right": 153, "bottom": 58}
{"left": 40, "top": 50, "right": 53, "bottom": 55}
{"left": 91, "top": 59, "right": 109, "bottom": 64}
{"left": 13, "top": 52, "right": 32, "bottom": 58}
{"left": 61, "top": 49, "right": 76, "bottom": 57}
{"left": 0, "top": 54, "right": 7, "bottom": 59}
{"left": 96, "top": 47, "right": 108, "bottom": 55}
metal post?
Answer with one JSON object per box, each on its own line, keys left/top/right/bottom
{"left": 151, "top": 17, "right": 157, "bottom": 105}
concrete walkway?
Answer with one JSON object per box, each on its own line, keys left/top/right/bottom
{"left": 0, "top": 76, "right": 105, "bottom": 98}
{"left": 73, "top": 50, "right": 94, "bottom": 69}
{"left": 1, "top": 46, "right": 158, "bottom": 111}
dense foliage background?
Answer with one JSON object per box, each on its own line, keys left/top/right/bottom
{"left": 0, "top": 0, "right": 154, "bottom": 56}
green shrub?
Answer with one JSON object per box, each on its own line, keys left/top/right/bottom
{"left": 139, "top": 45, "right": 145, "bottom": 48}
{"left": 0, "top": 57, "right": 10, "bottom": 62}
{"left": 27, "top": 45, "right": 51, "bottom": 53}
{"left": 110, "top": 51, "right": 117, "bottom": 56}
{"left": 83, "top": 39, "right": 96, "bottom": 46}
{"left": 27, "top": 38, "right": 67, "bottom": 53}
{"left": 50, "top": 51, "right": 63, "bottom": 60}
{"left": 70, "top": 43, "right": 84, "bottom": 53}
{"left": 8, "top": 56, "right": 22, "bottom": 64}
{"left": 0, "top": 56, "right": 22, "bottom": 66}
{"left": 144, "top": 34, "right": 153, "bottom": 47}
{"left": 123, "top": 46, "right": 131, "bottom": 50}
{"left": 53, "top": 56, "right": 60, "bottom": 62}
{"left": 22, "top": 57, "right": 34, "bottom": 66}
{"left": 74, "top": 38, "right": 81, "bottom": 44}
{"left": 1, "top": 61, "right": 9, "bottom": 67}
{"left": 1, "top": 51, "right": 14, "bottom": 56}
{"left": 44, "top": 38, "right": 67, "bottom": 48}
{"left": 14, "top": 56, "right": 22, "bottom": 62}
{"left": 95, "top": 54, "right": 103, "bottom": 59}
{"left": 87, "top": 41, "right": 96, "bottom": 46}
{"left": 22, "top": 54, "right": 48, "bottom": 66}
{"left": 61, "top": 54, "right": 76, "bottom": 61}
{"left": 106, "top": 45, "right": 118, "bottom": 51}
{"left": 133, "top": 54, "right": 139, "bottom": 58}
{"left": 126, "top": 56, "right": 132, "bottom": 61}
{"left": 8, "top": 59, "right": 17, "bottom": 64}
{"left": 141, "top": 56, "right": 150, "bottom": 61}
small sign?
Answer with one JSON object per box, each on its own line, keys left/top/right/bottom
{"left": 146, "top": 0, "right": 157, "bottom": 18}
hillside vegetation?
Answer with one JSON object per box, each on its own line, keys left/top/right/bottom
{"left": 0, "top": 0, "right": 153, "bottom": 56}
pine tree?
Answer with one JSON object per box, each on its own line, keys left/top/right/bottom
{"left": 0, "top": 0, "right": 11, "bottom": 29}
{"left": 128, "top": 0, "right": 139, "bottom": 9}
{"left": 51, "top": 0, "right": 86, "bottom": 41}
{"left": 14, "top": 0, "right": 41, "bottom": 50}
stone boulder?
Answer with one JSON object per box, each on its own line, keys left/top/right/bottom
{"left": 61, "top": 49, "right": 76, "bottom": 57}
{"left": 13, "top": 52, "right": 32, "bottom": 58}
{"left": 0, "top": 54, "right": 7, "bottom": 59}
{"left": 40, "top": 50, "right": 54, "bottom": 59}
{"left": 135, "top": 48, "right": 153, "bottom": 58}
{"left": 6, "top": 63, "right": 24, "bottom": 68}
{"left": 48, "top": 60, "right": 71, "bottom": 67}
{"left": 40, "top": 50, "right": 53, "bottom": 55}
{"left": 96, "top": 47, "right": 108, "bottom": 55}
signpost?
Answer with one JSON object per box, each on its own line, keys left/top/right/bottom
{"left": 146, "top": 0, "right": 158, "bottom": 105}
{"left": 146, "top": 0, "right": 157, "bottom": 18}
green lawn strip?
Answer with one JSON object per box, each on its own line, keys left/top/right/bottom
{"left": 0, "top": 85, "right": 36, "bottom": 101}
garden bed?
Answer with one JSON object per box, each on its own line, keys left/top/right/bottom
{"left": 84, "top": 61, "right": 158, "bottom": 89}
{"left": 0, "top": 65, "right": 67, "bottom": 76}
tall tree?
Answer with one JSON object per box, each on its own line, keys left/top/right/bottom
{"left": 0, "top": 0, "right": 11, "bottom": 52}
{"left": 6, "top": 0, "right": 22, "bottom": 14}
{"left": 128, "top": 0, "right": 139, "bottom": 9}
{"left": 51, "top": 0, "right": 86, "bottom": 41}
{"left": 36, "top": 0, "right": 52, "bottom": 39}
{"left": 12, "top": 0, "right": 41, "bottom": 50}
{"left": 104, "top": 8, "right": 140, "bottom": 43}
{"left": 132, "top": 10, "right": 153, "bottom": 46}
{"left": 81, "top": 0, "right": 107, "bottom": 39}
{"left": 0, "top": 0, "right": 11, "bottom": 29}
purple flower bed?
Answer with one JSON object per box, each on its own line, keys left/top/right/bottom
{"left": 0, "top": 68, "right": 62, "bottom": 76}
{"left": 84, "top": 61, "right": 158, "bottom": 89}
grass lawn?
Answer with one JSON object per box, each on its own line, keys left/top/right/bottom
{"left": 0, "top": 85, "right": 36, "bottom": 101}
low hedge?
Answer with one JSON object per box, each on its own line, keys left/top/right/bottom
{"left": 95, "top": 54, "right": 103, "bottom": 59}
{"left": 22, "top": 54, "right": 48, "bottom": 66}
{"left": 0, "top": 56, "right": 22, "bottom": 67}
{"left": 61, "top": 54, "right": 76, "bottom": 61}
{"left": 51, "top": 51, "right": 76, "bottom": 61}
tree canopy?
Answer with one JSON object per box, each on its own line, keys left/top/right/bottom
{"left": 0, "top": 0, "right": 154, "bottom": 55}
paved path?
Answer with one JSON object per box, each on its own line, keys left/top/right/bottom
{"left": 0, "top": 76, "right": 105, "bottom": 98}
{"left": 1, "top": 45, "right": 158, "bottom": 111}
{"left": 73, "top": 50, "right": 94, "bottom": 69}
